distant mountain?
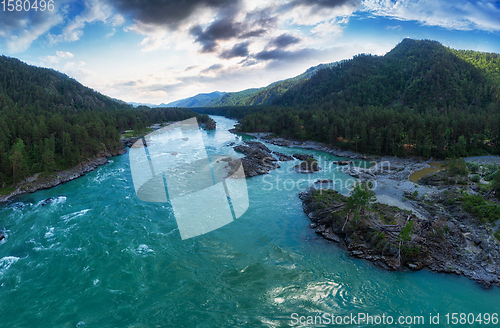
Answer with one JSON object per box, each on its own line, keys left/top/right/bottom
{"left": 273, "top": 38, "right": 500, "bottom": 109}
{"left": 164, "top": 91, "right": 226, "bottom": 108}
{"left": 128, "top": 101, "right": 160, "bottom": 108}
{"left": 207, "top": 62, "right": 340, "bottom": 107}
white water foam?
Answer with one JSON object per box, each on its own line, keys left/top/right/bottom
{"left": 133, "top": 244, "right": 154, "bottom": 256}
{"left": 44, "top": 227, "right": 55, "bottom": 239}
{"left": 93, "top": 168, "right": 124, "bottom": 184}
{"left": 0, "top": 256, "right": 19, "bottom": 277}
{"left": 61, "top": 209, "right": 91, "bottom": 222}
{"left": 35, "top": 196, "right": 67, "bottom": 208}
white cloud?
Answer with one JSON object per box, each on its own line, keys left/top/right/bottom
{"left": 4, "top": 12, "right": 64, "bottom": 53}
{"left": 61, "top": 60, "right": 98, "bottom": 84}
{"left": 40, "top": 51, "right": 75, "bottom": 65}
{"left": 280, "top": 0, "right": 360, "bottom": 26}
{"left": 363, "top": 0, "right": 500, "bottom": 31}
{"left": 49, "top": 0, "right": 119, "bottom": 44}
{"left": 56, "top": 51, "right": 74, "bottom": 59}
{"left": 386, "top": 24, "right": 402, "bottom": 30}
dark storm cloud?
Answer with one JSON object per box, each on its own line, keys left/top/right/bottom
{"left": 115, "top": 80, "right": 139, "bottom": 87}
{"left": 0, "top": 4, "right": 65, "bottom": 52}
{"left": 244, "top": 9, "right": 279, "bottom": 29}
{"left": 239, "top": 29, "right": 267, "bottom": 38}
{"left": 254, "top": 48, "right": 314, "bottom": 61}
{"left": 201, "top": 64, "right": 223, "bottom": 73}
{"left": 107, "top": 0, "right": 240, "bottom": 28}
{"left": 269, "top": 34, "right": 300, "bottom": 48}
{"left": 190, "top": 18, "right": 244, "bottom": 53}
{"left": 187, "top": 4, "right": 280, "bottom": 53}
{"left": 0, "top": 10, "right": 30, "bottom": 31}
{"left": 219, "top": 42, "right": 250, "bottom": 59}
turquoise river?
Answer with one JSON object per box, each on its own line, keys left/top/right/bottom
{"left": 0, "top": 116, "right": 499, "bottom": 327}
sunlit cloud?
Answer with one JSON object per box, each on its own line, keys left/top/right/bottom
{"left": 363, "top": 0, "right": 500, "bottom": 31}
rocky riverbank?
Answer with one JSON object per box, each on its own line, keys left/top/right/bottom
{"left": 234, "top": 133, "right": 500, "bottom": 287}
{"left": 300, "top": 187, "right": 500, "bottom": 288}
{"left": 231, "top": 140, "right": 326, "bottom": 177}
{"left": 235, "top": 132, "right": 441, "bottom": 209}
{"left": 0, "top": 145, "right": 126, "bottom": 203}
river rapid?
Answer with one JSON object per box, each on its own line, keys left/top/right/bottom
{"left": 0, "top": 116, "right": 499, "bottom": 327}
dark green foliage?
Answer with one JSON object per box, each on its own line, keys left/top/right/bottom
{"left": 467, "top": 162, "right": 480, "bottom": 174}
{"left": 403, "top": 245, "right": 421, "bottom": 257}
{"left": 485, "top": 173, "right": 496, "bottom": 181}
{"left": 274, "top": 39, "right": 497, "bottom": 110}
{"left": 492, "top": 171, "right": 500, "bottom": 197}
{"left": 494, "top": 231, "right": 500, "bottom": 241}
{"left": 348, "top": 181, "right": 376, "bottom": 215}
{"left": 0, "top": 56, "right": 200, "bottom": 186}
{"left": 399, "top": 220, "right": 414, "bottom": 243}
{"left": 461, "top": 195, "right": 500, "bottom": 222}
{"left": 9, "top": 139, "right": 28, "bottom": 184}
{"left": 399, "top": 220, "right": 417, "bottom": 256}
{"left": 471, "top": 174, "right": 481, "bottom": 183}
{"left": 447, "top": 158, "right": 468, "bottom": 176}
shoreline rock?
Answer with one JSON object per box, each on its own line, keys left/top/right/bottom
{"left": 294, "top": 157, "right": 321, "bottom": 174}
{"left": 272, "top": 151, "right": 294, "bottom": 161}
{"left": 300, "top": 187, "right": 500, "bottom": 288}
{"left": 0, "top": 144, "right": 127, "bottom": 204}
{"left": 232, "top": 141, "right": 280, "bottom": 177}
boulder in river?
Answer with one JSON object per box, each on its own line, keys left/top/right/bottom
{"left": 272, "top": 151, "right": 294, "bottom": 162}
{"left": 233, "top": 141, "right": 279, "bottom": 177}
{"left": 294, "top": 158, "right": 321, "bottom": 173}
{"left": 293, "top": 153, "right": 314, "bottom": 161}
{"left": 332, "top": 160, "right": 352, "bottom": 165}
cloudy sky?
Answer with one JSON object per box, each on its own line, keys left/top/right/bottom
{"left": 1, "top": 0, "right": 499, "bottom": 104}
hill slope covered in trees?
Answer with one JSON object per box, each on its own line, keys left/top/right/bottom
{"left": 0, "top": 56, "right": 201, "bottom": 187}
{"left": 273, "top": 38, "right": 499, "bottom": 109}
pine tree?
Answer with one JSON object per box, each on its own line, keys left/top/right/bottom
{"left": 9, "top": 139, "right": 28, "bottom": 184}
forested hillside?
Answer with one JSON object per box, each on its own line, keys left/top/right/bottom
{"left": 198, "top": 39, "right": 500, "bottom": 158}
{"left": 274, "top": 39, "right": 499, "bottom": 109}
{"left": 0, "top": 56, "right": 199, "bottom": 187}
